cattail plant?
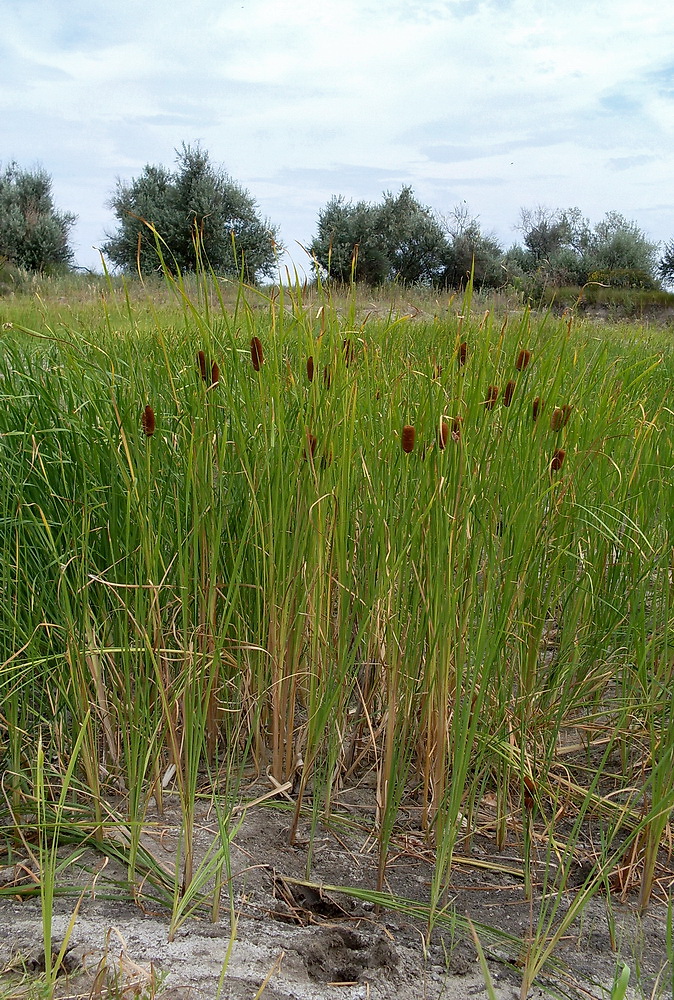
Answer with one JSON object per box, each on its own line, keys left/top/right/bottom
{"left": 503, "top": 380, "right": 516, "bottom": 407}
{"left": 432, "top": 361, "right": 442, "bottom": 380}
{"left": 532, "top": 396, "right": 544, "bottom": 422}
{"left": 304, "top": 431, "right": 317, "bottom": 461}
{"left": 343, "top": 338, "right": 356, "bottom": 366}
{"left": 210, "top": 361, "right": 219, "bottom": 386}
{"left": 401, "top": 425, "right": 416, "bottom": 453}
{"left": 141, "top": 405, "right": 155, "bottom": 437}
{"left": 515, "top": 349, "right": 531, "bottom": 371}
{"left": 484, "top": 385, "right": 499, "bottom": 409}
{"left": 550, "top": 404, "right": 573, "bottom": 431}
{"left": 550, "top": 448, "right": 566, "bottom": 472}
{"left": 438, "top": 420, "right": 450, "bottom": 450}
{"left": 197, "top": 350, "right": 208, "bottom": 381}
{"left": 251, "top": 336, "right": 264, "bottom": 371}
{"left": 323, "top": 365, "right": 332, "bottom": 388}
{"left": 306, "top": 356, "right": 314, "bottom": 383}
{"left": 458, "top": 341, "right": 468, "bottom": 367}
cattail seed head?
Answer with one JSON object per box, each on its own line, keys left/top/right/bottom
{"left": 438, "top": 420, "right": 449, "bottom": 450}
{"left": 304, "top": 431, "right": 317, "bottom": 461}
{"left": 503, "top": 380, "right": 516, "bottom": 407}
{"left": 550, "top": 448, "right": 566, "bottom": 472}
{"left": 484, "top": 385, "right": 499, "bottom": 409}
{"left": 515, "top": 349, "right": 531, "bottom": 371}
{"left": 523, "top": 774, "right": 536, "bottom": 811}
{"left": 458, "top": 341, "right": 468, "bottom": 367}
{"left": 306, "top": 355, "right": 314, "bottom": 383}
{"left": 251, "top": 336, "right": 264, "bottom": 371}
{"left": 532, "top": 396, "right": 544, "bottom": 422}
{"left": 197, "top": 350, "right": 208, "bottom": 381}
{"left": 141, "top": 405, "right": 155, "bottom": 437}
{"left": 401, "top": 425, "right": 416, "bottom": 453}
{"left": 451, "top": 416, "right": 463, "bottom": 442}
{"left": 551, "top": 404, "right": 573, "bottom": 431}
{"left": 210, "top": 361, "right": 219, "bottom": 386}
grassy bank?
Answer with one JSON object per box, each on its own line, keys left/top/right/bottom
{"left": 1, "top": 272, "right": 673, "bottom": 996}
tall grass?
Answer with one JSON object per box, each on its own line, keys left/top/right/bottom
{"left": 1, "top": 270, "right": 673, "bottom": 995}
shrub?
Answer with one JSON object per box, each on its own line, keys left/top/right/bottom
{"left": 0, "top": 162, "right": 76, "bottom": 272}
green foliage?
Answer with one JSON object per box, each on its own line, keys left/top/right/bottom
{"left": 0, "top": 256, "right": 28, "bottom": 295}
{"left": 310, "top": 185, "right": 450, "bottom": 286}
{"left": 658, "top": 239, "right": 674, "bottom": 287}
{"left": 513, "top": 206, "right": 660, "bottom": 289}
{"left": 2, "top": 277, "right": 674, "bottom": 996}
{"left": 439, "top": 204, "right": 504, "bottom": 288}
{"left": 587, "top": 267, "right": 657, "bottom": 290}
{"left": 103, "top": 143, "right": 281, "bottom": 280}
{"left": 0, "top": 162, "right": 76, "bottom": 272}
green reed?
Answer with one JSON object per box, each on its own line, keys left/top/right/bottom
{"left": 1, "top": 268, "right": 673, "bottom": 996}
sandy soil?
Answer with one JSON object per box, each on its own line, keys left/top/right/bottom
{"left": 1, "top": 792, "right": 671, "bottom": 999}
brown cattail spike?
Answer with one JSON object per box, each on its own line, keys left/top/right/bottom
{"left": 401, "top": 425, "right": 416, "bottom": 453}
{"left": 197, "top": 350, "right": 208, "bottom": 381}
{"left": 438, "top": 420, "right": 449, "bottom": 450}
{"left": 503, "top": 380, "right": 516, "bottom": 407}
{"left": 458, "top": 341, "right": 468, "bottom": 367}
{"left": 550, "top": 448, "right": 566, "bottom": 472}
{"left": 551, "top": 404, "right": 573, "bottom": 431}
{"left": 251, "top": 336, "right": 264, "bottom": 371}
{"left": 141, "top": 405, "right": 155, "bottom": 437}
{"left": 451, "top": 416, "right": 463, "bottom": 442}
{"left": 484, "top": 385, "right": 499, "bottom": 409}
{"left": 532, "top": 397, "right": 544, "bottom": 422}
{"left": 523, "top": 775, "right": 536, "bottom": 811}
{"left": 515, "top": 349, "right": 531, "bottom": 371}
{"left": 306, "top": 356, "right": 314, "bottom": 383}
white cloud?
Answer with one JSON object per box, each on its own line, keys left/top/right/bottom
{"left": 3, "top": 0, "right": 674, "bottom": 269}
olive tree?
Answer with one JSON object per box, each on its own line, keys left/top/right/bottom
{"left": 515, "top": 205, "right": 659, "bottom": 287}
{"left": 310, "top": 186, "right": 450, "bottom": 286}
{"left": 0, "top": 162, "right": 76, "bottom": 272}
{"left": 439, "top": 204, "right": 504, "bottom": 288}
{"left": 103, "top": 144, "right": 281, "bottom": 280}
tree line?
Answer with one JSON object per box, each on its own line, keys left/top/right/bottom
{"left": 2, "top": 144, "right": 673, "bottom": 290}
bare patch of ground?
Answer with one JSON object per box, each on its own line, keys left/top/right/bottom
{"left": 1, "top": 794, "right": 671, "bottom": 999}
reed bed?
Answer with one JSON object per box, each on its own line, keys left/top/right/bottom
{"left": 1, "top": 270, "right": 673, "bottom": 995}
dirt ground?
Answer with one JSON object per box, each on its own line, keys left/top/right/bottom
{"left": 1, "top": 791, "right": 671, "bottom": 1000}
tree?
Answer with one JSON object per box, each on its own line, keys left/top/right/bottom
{"left": 515, "top": 205, "right": 659, "bottom": 287}
{"left": 588, "top": 211, "right": 658, "bottom": 275}
{"left": 439, "top": 204, "right": 504, "bottom": 288}
{"left": 0, "top": 162, "right": 76, "bottom": 272}
{"left": 103, "top": 144, "right": 281, "bottom": 280}
{"left": 310, "top": 186, "right": 450, "bottom": 286}
{"left": 658, "top": 240, "right": 674, "bottom": 287}
{"left": 516, "top": 206, "right": 571, "bottom": 263}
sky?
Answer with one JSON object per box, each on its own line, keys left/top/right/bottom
{"left": 3, "top": 0, "right": 674, "bottom": 276}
